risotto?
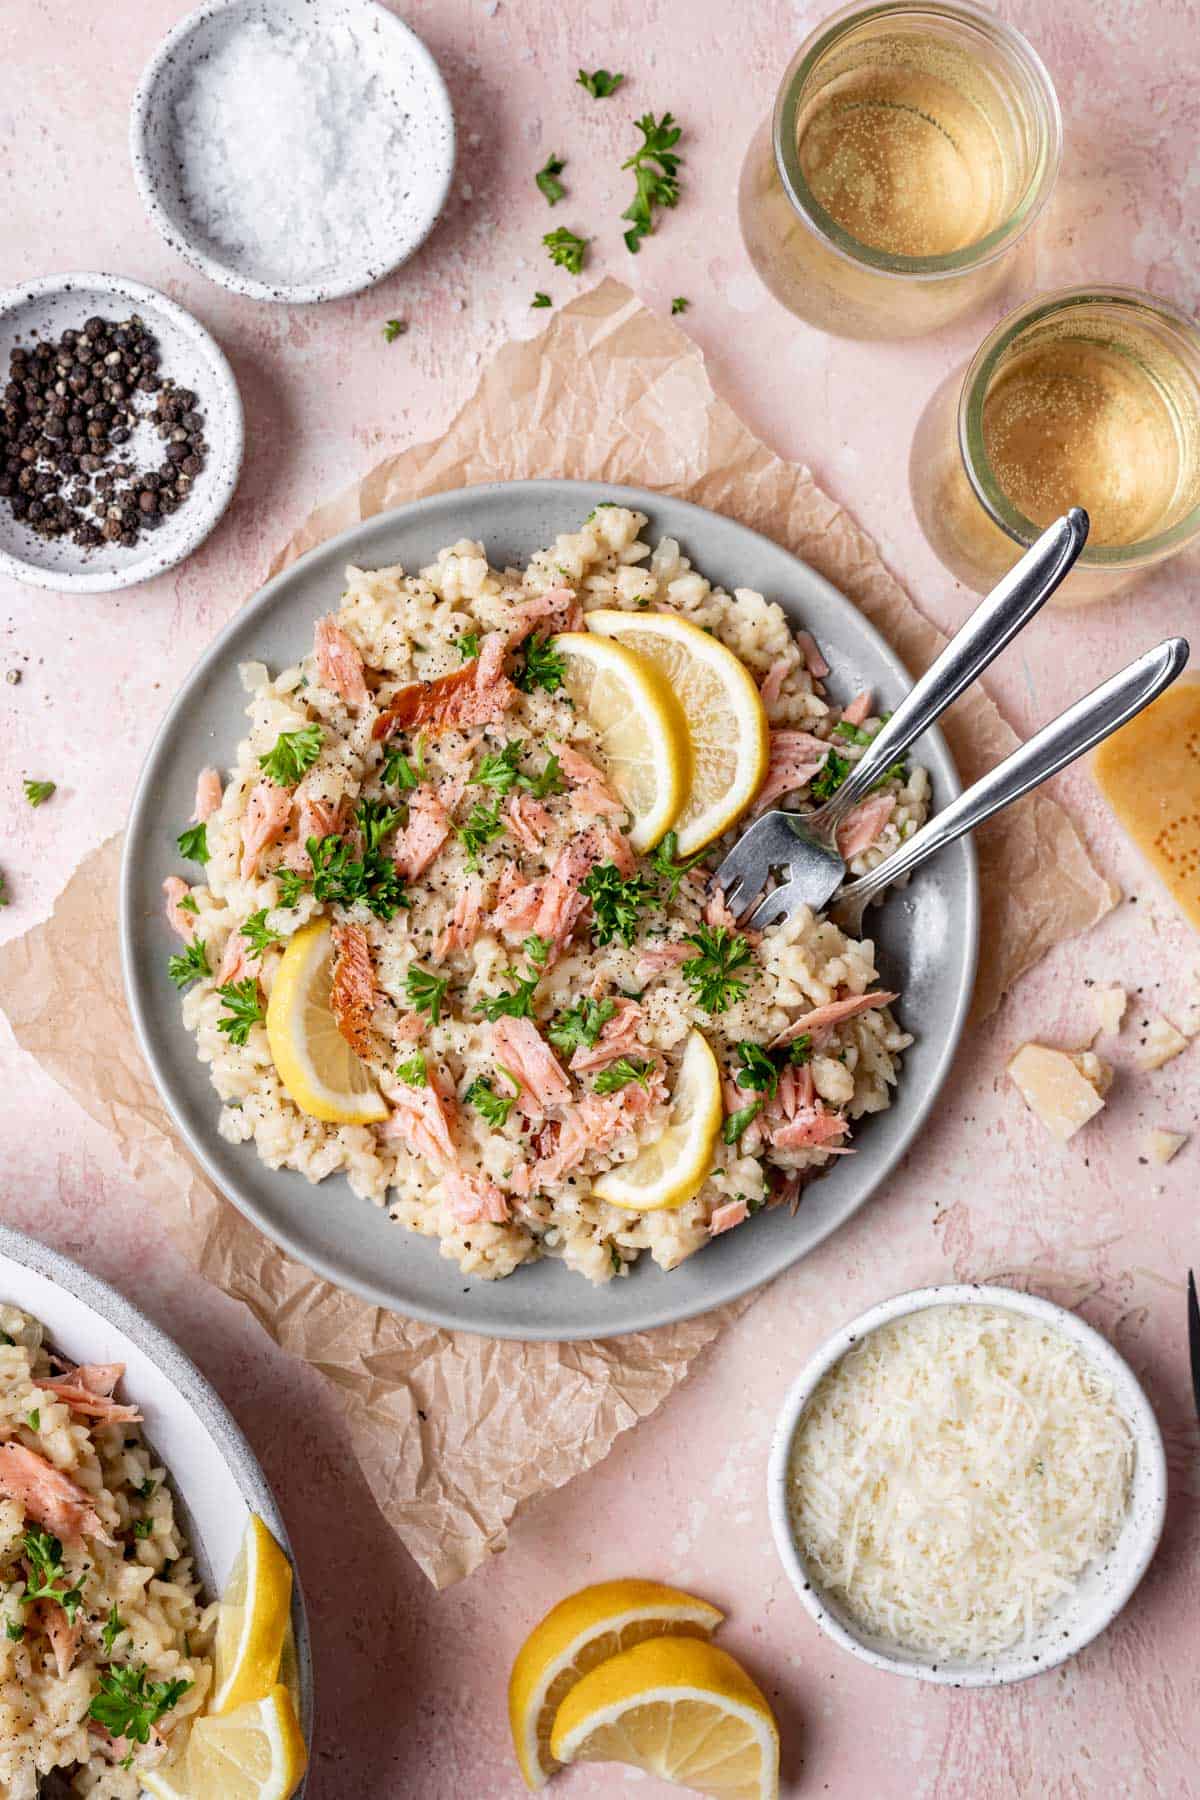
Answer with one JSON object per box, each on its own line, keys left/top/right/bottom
{"left": 0, "top": 1306, "right": 213, "bottom": 1799}
{"left": 164, "top": 506, "right": 927, "bottom": 1285}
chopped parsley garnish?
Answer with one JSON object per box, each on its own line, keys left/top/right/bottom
{"left": 5, "top": 1619, "right": 23, "bottom": 1642}
{"left": 355, "top": 797, "right": 402, "bottom": 855}
{"left": 132, "top": 1518, "right": 154, "bottom": 1540}
{"left": 609, "top": 1241, "right": 623, "bottom": 1274}
{"left": 176, "top": 822, "right": 209, "bottom": 865}
{"left": 577, "top": 67, "right": 624, "bottom": 97}
{"left": 383, "top": 319, "right": 407, "bottom": 343}
{"left": 396, "top": 1050, "right": 427, "bottom": 1089}
{"left": 547, "top": 996, "right": 616, "bottom": 1055}
{"left": 177, "top": 893, "right": 199, "bottom": 916}
{"left": 405, "top": 965, "right": 450, "bottom": 1025}
{"left": 23, "top": 779, "right": 55, "bottom": 807}
{"left": 0, "top": 873, "right": 8, "bottom": 908}
{"left": 787, "top": 1033, "right": 813, "bottom": 1065}
{"left": 455, "top": 797, "right": 506, "bottom": 871}
{"left": 536, "top": 153, "right": 566, "bottom": 205}
{"left": 649, "top": 829, "right": 708, "bottom": 901}
{"left": 733, "top": 1041, "right": 779, "bottom": 1098}
{"left": 681, "top": 925, "right": 753, "bottom": 1014}
{"left": 524, "top": 750, "right": 564, "bottom": 798}
{"left": 304, "top": 832, "right": 407, "bottom": 921}
{"left": 582, "top": 863, "right": 655, "bottom": 947}
{"left": 621, "top": 112, "right": 682, "bottom": 253}
{"left": 723, "top": 1100, "right": 762, "bottom": 1145}
{"left": 21, "top": 1530, "right": 83, "bottom": 1623}
{"left": 543, "top": 226, "right": 589, "bottom": 275}
{"left": 671, "top": 297, "right": 689, "bottom": 315}
{"left": 240, "top": 910, "right": 284, "bottom": 958}
{"left": 24, "top": 1410, "right": 39, "bottom": 1433}
{"left": 475, "top": 739, "right": 528, "bottom": 795}
{"left": 477, "top": 936, "right": 549, "bottom": 1023}
{"left": 831, "top": 714, "right": 908, "bottom": 789}
{"left": 809, "top": 749, "right": 851, "bottom": 804}
{"left": 382, "top": 732, "right": 426, "bottom": 791}
{"left": 593, "top": 1056, "right": 655, "bottom": 1094}
{"left": 465, "top": 1074, "right": 517, "bottom": 1129}
{"left": 136, "top": 1479, "right": 156, "bottom": 1500}
{"left": 275, "top": 867, "right": 308, "bottom": 909}
{"left": 258, "top": 723, "right": 323, "bottom": 787}
{"left": 88, "top": 1664, "right": 192, "bottom": 1746}
{"left": 833, "top": 718, "right": 872, "bottom": 747}
{"left": 216, "top": 979, "right": 265, "bottom": 1047}
{"left": 531, "top": 292, "right": 553, "bottom": 309}
{"left": 101, "top": 1605, "right": 126, "bottom": 1656}
{"left": 167, "top": 938, "right": 210, "bottom": 990}
{"left": 457, "top": 632, "right": 481, "bottom": 661}
{"left": 513, "top": 633, "right": 567, "bottom": 695}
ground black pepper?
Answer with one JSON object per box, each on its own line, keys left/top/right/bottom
{"left": 0, "top": 314, "right": 207, "bottom": 552}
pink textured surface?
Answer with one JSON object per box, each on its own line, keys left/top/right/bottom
{"left": 1, "top": 2, "right": 1199, "bottom": 1795}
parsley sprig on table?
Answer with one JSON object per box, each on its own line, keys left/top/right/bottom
{"left": 547, "top": 996, "right": 616, "bottom": 1055}
{"left": 577, "top": 67, "right": 624, "bottom": 97}
{"left": 543, "top": 226, "right": 589, "bottom": 275}
{"left": 176, "top": 822, "right": 209, "bottom": 865}
{"left": 621, "top": 113, "right": 682, "bottom": 252}
{"left": 167, "top": 938, "right": 211, "bottom": 990}
{"left": 21, "top": 1530, "right": 84, "bottom": 1624}
{"left": 681, "top": 925, "right": 753, "bottom": 1014}
{"left": 531, "top": 292, "right": 553, "bottom": 309}
{"left": 88, "top": 1663, "right": 192, "bottom": 1746}
{"left": 513, "top": 634, "right": 567, "bottom": 695}
{"left": 671, "top": 297, "right": 689, "bottom": 315}
{"left": 257, "top": 724, "right": 323, "bottom": 787}
{"left": 405, "top": 965, "right": 450, "bottom": 1025}
{"left": 216, "top": 979, "right": 265, "bottom": 1047}
{"left": 581, "top": 863, "right": 655, "bottom": 947}
{"left": 23, "top": 779, "right": 55, "bottom": 807}
{"left": 536, "top": 154, "right": 567, "bottom": 205}
{"left": 477, "top": 937, "right": 549, "bottom": 1022}
{"left": 593, "top": 1055, "right": 655, "bottom": 1095}
{"left": 383, "top": 319, "right": 407, "bottom": 343}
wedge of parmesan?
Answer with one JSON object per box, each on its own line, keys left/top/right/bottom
{"left": 1008, "top": 1044, "right": 1111, "bottom": 1142}
{"left": 1092, "top": 984, "right": 1127, "bottom": 1036}
{"left": 1136, "top": 1015, "right": 1188, "bottom": 1070}
{"left": 1142, "top": 1128, "right": 1187, "bottom": 1165}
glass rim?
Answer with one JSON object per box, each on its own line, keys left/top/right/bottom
{"left": 771, "top": 0, "right": 1063, "bottom": 281}
{"left": 958, "top": 284, "right": 1200, "bottom": 567}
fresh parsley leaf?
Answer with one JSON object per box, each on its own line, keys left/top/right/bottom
{"left": 513, "top": 632, "right": 567, "bottom": 696}
{"left": 396, "top": 1049, "right": 427, "bottom": 1088}
{"left": 531, "top": 292, "right": 553, "bottom": 309}
{"left": 177, "top": 893, "right": 199, "bottom": 916}
{"left": 621, "top": 112, "right": 682, "bottom": 252}
{"left": 176, "top": 822, "right": 209, "bottom": 865}
{"left": 383, "top": 319, "right": 407, "bottom": 343}
{"left": 536, "top": 153, "right": 566, "bottom": 205}
{"left": 524, "top": 750, "right": 563, "bottom": 798}
{"left": 671, "top": 296, "right": 689, "bottom": 315}
{"left": 132, "top": 1519, "right": 154, "bottom": 1540}
{"left": 24, "top": 1410, "right": 39, "bottom": 1432}
{"left": 476, "top": 937, "right": 548, "bottom": 1023}
{"left": 306, "top": 833, "right": 407, "bottom": 921}
{"left": 216, "top": 978, "right": 265, "bottom": 1047}
{"left": 810, "top": 750, "right": 851, "bottom": 803}
{"left": 475, "top": 739, "right": 527, "bottom": 795}
{"left": 23, "top": 779, "right": 55, "bottom": 807}
{"left": 577, "top": 67, "right": 624, "bottom": 97}
{"left": 381, "top": 732, "right": 426, "bottom": 791}
{"left": 455, "top": 797, "right": 505, "bottom": 871}
{"left": 240, "top": 910, "right": 284, "bottom": 958}
{"left": 465, "top": 1075, "right": 516, "bottom": 1129}
{"left": 681, "top": 925, "right": 753, "bottom": 1014}
{"left": 581, "top": 863, "right": 655, "bottom": 947}
{"left": 100, "top": 1605, "right": 125, "bottom": 1656}
{"left": 405, "top": 965, "right": 449, "bottom": 1025}
{"left": 167, "top": 939, "right": 211, "bottom": 990}
{"left": 5, "top": 1619, "right": 23, "bottom": 1642}
{"left": 355, "top": 798, "right": 401, "bottom": 856}
{"left": 833, "top": 718, "right": 873, "bottom": 747}
{"left": 258, "top": 723, "right": 323, "bottom": 787}
{"left": 136, "top": 1479, "right": 156, "bottom": 1500}
{"left": 547, "top": 996, "right": 616, "bottom": 1055}
{"left": 734, "top": 1041, "right": 779, "bottom": 1098}
{"left": 0, "top": 873, "right": 8, "bottom": 908}
{"left": 609, "top": 1241, "right": 623, "bottom": 1274}
{"left": 788, "top": 1033, "right": 813, "bottom": 1065}
{"left": 593, "top": 1055, "right": 655, "bottom": 1094}
{"left": 21, "top": 1530, "right": 83, "bottom": 1623}
{"left": 723, "top": 1099, "right": 762, "bottom": 1145}
{"left": 457, "top": 632, "right": 481, "bottom": 661}
{"left": 88, "top": 1664, "right": 192, "bottom": 1746}
{"left": 543, "top": 226, "right": 588, "bottom": 275}
{"left": 649, "top": 829, "right": 708, "bottom": 901}
{"left": 275, "top": 867, "right": 308, "bottom": 908}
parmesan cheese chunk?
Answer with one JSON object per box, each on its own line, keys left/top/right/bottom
{"left": 1143, "top": 1128, "right": 1187, "bottom": 1165}
{"left": 1136, "top": 1015, "right": 1188, "bottom": 1070}
{"left": 1008, "top": 1043, "right": 1111, "bottom": 1142}
{"left": 1092, "top": 984, "right": 1127, "bottom": 1036}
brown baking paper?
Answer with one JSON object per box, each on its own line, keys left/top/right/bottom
{"left": 0, "top": 280, "right": 1114, "bottom": 1587}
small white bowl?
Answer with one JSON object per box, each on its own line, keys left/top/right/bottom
{"left": 130, "top": 0, "right": 455, "bottom": 305}
{"left": 767, "top": 1283, "right": 1167, "bottom": 1686}
{"left": 0, "top": 272, "right": 242, "bottom": 594}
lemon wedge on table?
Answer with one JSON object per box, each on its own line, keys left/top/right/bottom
{"left": 593, "top": 1028, "right": 722, "bottom": 1213}
{"left": 554, "top": 631, "right": 690, "bottom": 852}
{"left": 142, "top": 1687, "right": 307, "bottom": 1800}
{"left": 211, "top": 1516, "right": 294, "bottom": 1716}
{"left": 265, "top": 919, "right": 387, "bottom": 1125}
{"left": 550, "top": 1636, "right": 779, "bottom": 1800}
{"left": 584, "top": 610, "right": 769, "bottom": 854}
{"left": 509, "top": 1579, "right": 725, "bottom": 1790}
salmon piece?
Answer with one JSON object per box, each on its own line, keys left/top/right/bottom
{"left": 836, "top": 793, "right": 896, "bottom": 859}
{"left": 841, "top": 690, "right": 873, "bottom": 727}
{"left": 569, "top": 999, "right": 644, "bottom": 1073}
{"left": 35, "top": 1599, "right": 83, "bottom": 1678}
{"left": 373, "top": 651, "right": 518, "bottom": 742}
{"left": 535, "top": 1074, "right": 667, "bottom": 1184}
{"left": 507, "top": 585, "right": 582, "bottom": 637}
{"left": 755, "top": 730, "right": 831, "bottom": 812}
{"left": 329, "top": 925, "right": 377, "bottom": 1058}
{"left": 162, "top": 876, "right": 197, "bottom": 945}
{"left": 796, "top": 630, "right": 830, "bottom": 679}
{"left": 216, "top": 929, "right": 254, "bottom": 987}
{"left": 759, "top": 658, "right": 793, "bottom": 713}
{"left": 490, "top": 1016, "right": 572, "bottom": 1115}
{"left": 443, "top": 1170, "right": 511, "bottom": 1225}
{"left": 559, "top": 745, "right": 625, "bottom": 820}
{"left": 396, "top": 1012, "right": 425, "bottom": 1045}
{"left": 710, "top": 1199, "right": 748, "bottom": 1236}
{"left": 39, "top": 1363, "right": 141, "bottom": 1424}
{"left": 279, "top": 786, "right": 346, "bottom": 872}
{"left": 702, "top": 886, "right": 761, "bottom": 947}
{"left": 770, "top": 990, "right": 899, "bottom": 1049}
{"left": 506, "top": 794, "right": 554, "bottom": 852}
{"left": 634, "top": 940, "right": 690, "bottom": 984}
{"left": 380, "top": 1066, "right": 458, "bottom": 1169}
{"left": 193, "top": 767, "right": 223, "bottom": 822}
{"left": 0, "top": 1443, "right": 112, "bottom": 1544}
{"left": 433, "top": 873, "right": 484, "bottom": 961}
{"left": 393, "top": 783, "right": 453, "bottom": 880}
{"left": 239, "top": 780, "right": 292, "bottom": 881}
{"left": 493, "top": 869, "right": 545, "bottom": 939}
{"left": 314, "top": 615, "right": 370, "bottom": 708}
{"left": 761, "top": 1062, "right": 816, "bottom": 1137}
{"left": 509, "top": 1160, "right": 533, "bottom": 1198}
{"left": 589, "top": 821, "right": 636, "bottom": 878}
{"left": 771, "top": 1106, "right": 850, "bottom": 1151}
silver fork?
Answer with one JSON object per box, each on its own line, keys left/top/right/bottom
{"left": 824, "top": 635, "right": 1189, "bottom": 936}
{"left": 711, "top": 508, "right": 1090, "bottom": 926}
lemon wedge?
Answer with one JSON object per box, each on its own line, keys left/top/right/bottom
{"left": 211, "top": 1516, "right": 294, "bottom": 1716}
{"left": 550, "top": 1636, "right": 779, "bottom": 1800}
{"left": 554, "top": 631, "right": 690, "bottom": 852}
{"left": 584, "top": 611, "right": 768, "bottom": 854}
{"left": 593, "top": 1029, "right": 722, "bottom": 1212}
{"left": 265, "top": 919, "right": 387, "bottom": 1125}
{"left": 509, "top": 1579, "right": 725, "bottom": 1790}
{"left": 143, "top": 1687, "right": 307, "bottom": 1800}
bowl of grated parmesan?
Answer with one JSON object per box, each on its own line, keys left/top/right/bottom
{"left": 768, "top": 1284, "right": 1167, "bottom": 1685}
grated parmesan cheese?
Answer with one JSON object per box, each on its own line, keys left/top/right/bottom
{"left": 787, "top": 1305, "right": 1134, "bottom": 1662}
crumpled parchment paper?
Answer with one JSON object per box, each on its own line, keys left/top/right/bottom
{"left": 0, "top": 279, "right": 1116, "bottom": 1588}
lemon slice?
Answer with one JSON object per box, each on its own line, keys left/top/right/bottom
{"left": 211, "top": 1516, "right": 294, "bottom": 1716}
{"left": 554, "top": 631, "right": 690, "bottom": 852}
{"left": 550, "top": 1636, "right": 779, "bottom": 1800}
{"left": 593, "top": 1029, "right": 722, "bottom": 1212}
{"left": 265, "top": 919, "right": 388, "bottom": 1125}
{"left": 584, "top": 611, "right": 768, "bottom": 854}
{"left": 509, "top": 1579, "right": 725, "bottom": 1790}
{"left": 143, "top": 1687, "right": 307, "bottom": 1800}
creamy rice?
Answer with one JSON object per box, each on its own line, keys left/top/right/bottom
{"left": 169, "top": 506, "right": 925, "bottom": 1284}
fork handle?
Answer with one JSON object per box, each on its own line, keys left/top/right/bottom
{"left": 836, "top": 636, "right": 1190, "bottom": 913}
{"left": 811, "top": 508, "right": 1089, "bottom": 833}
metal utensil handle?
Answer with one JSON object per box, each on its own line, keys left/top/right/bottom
{"left": 814, "top": 508, "right": 1089, "bottom": 831}
{"left": 839, "top": 636, "right": 1189, "bottom": 909}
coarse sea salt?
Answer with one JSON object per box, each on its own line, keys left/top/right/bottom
{"left": 173, "top": 17, "right": 411, "bottom": 288}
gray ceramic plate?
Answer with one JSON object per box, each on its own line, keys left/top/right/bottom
{"left": 121, "top": 481, "right": 979, "bottom": 1341}
{"left": 0, "top": 1222, "right": 313, "bottom": 1791}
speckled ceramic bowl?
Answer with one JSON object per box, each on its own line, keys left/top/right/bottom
{"left": 0, "top": 1221, "right": 314, "bottom": 1791}
{"left": 0, "top": 273, "right": 242, "bottom": 593}
{"left": 768, "top": 1283, "right": 1168, "bottom": 1686}
{"left": 130, "top": 0, "right": 456, "bottom": 304}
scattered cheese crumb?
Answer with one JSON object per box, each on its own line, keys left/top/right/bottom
{"left": 1142, "top": 1128, "right": 1187, "bottom": 1165}
{"left": 1136, "top": 1015, "right": 1188, "bottom": 1071}
{"left": 1092, "top": 984, "right": 1127, "bottom": 1036}
{"left": 1008, "top": 1044, "right": 1111, "bottom": 1142}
